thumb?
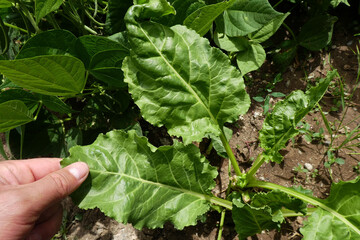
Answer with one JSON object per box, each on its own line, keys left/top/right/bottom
{"left": 26, "top": 162, "right": 89, "bottom": 212}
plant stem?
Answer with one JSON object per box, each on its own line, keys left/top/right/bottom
{"left": 217, "top": 210, "right": 226, "bottom": 240}
{"left": 18, "top": 2, "right": 41, "bottom": 33}
{"left": 3, "top": 22, "right": 29, "bottom": 34}
{"left": 247, "top": 180, "right": 360, "bottom": 235}
{"left": 220, "top": 132, "right": 242, "bottom": 176}
{"left": 282, "top": 22, "right": 296, "bottom": 41}
{"left": 246, "top": 154, "right": 264, "bottom": 181}
{"left": 209, "top": 195, "right": 232, "bottom": 210}
{"left": 281, "top": 208, "right": 316, "bottom": 217}
{"left": 85, "top": 9, "right": 107, "bottom": 26}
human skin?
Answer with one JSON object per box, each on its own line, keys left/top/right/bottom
{"left": 0, "top": 158, "right": 89, "bottom": 240}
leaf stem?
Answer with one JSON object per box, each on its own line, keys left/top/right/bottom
{"left": 220, "top": 131, "right": 242, "bottom": 176}
{"left": 217, "top": 209, "right": 226, "bottom": 240}
{"left": 18, "top": 2, "right": 41, "bottom": 33}
{"left": 3, "top": 22, "right": 29, "bottom": 34}
{"left": 246, "top": 154, "right": 264, "bottom": 181}
{"left": 281, "top": 208, "right": 315, "bottom": 217}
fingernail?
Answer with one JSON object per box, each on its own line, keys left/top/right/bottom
{"left": 68, "top": 162, "right": 89, "bottom": 180}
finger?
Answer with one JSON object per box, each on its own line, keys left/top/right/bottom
{"left": 0, "top": 158, "right": 61, "bottom": 185}
{"left": 25, "top": 204, "right": 63, "bottom": 240}
{"left": 25, "top": 162, "right": 89, "bottom": 213}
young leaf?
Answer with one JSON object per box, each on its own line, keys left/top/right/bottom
{"left": 236, "top": 42, "right": 266, "bottom": 75}
{"left": 16, "top": 30, "right": 77, "bottom": 59}
{"left": 123, "top": 0, "right": 250, "bottom": 144}
{"left": 300, "top": 178, "right": 360, "bottom": 239}
{"left": 298, "top": 14, "right": 338, "bottom": 51}
{"left": 35, "top": 0, "right": 63, "bottom": 24}
{"left": 184, "top": 0, "right": 235, "bottom": 36}
{"left": 0, "top": 100, "right": 33, "bottom": 133}
{"left": 232, "top": 190, "right": 307, "bottom": 238}
{"left": 0, "top": 55, "right": 86, "bottom": 96}
{"left": 35, "top": 94, "right": 74, "bottom": 114}
{"left": 62, "top": 130, "right": 218, "bottom": 229}
{"left": 223, "top": 0, "right": 283, "bottom": 37}
{"left": 259, "top": 71, "right": 335, "bottom": 163}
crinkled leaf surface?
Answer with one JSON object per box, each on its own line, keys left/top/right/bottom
{"left": 0, "top": 100, "right": 33, "bottom": 132}
{"left": 236, "top": 42, "right": 266, "bottom": 75}
{"left": 184, "top": 0, "right": 235, "bottom": 36}
{"left": 259, "top": 71, "right": 334, "bottom": 163}
{"left": 62, "top": 130, "right": 218, "bottom": 229}
{"left": 0, "top": 55, "right": 86, "bottom": 96}
{"left": 300, "top": 178, "right": 360, "bottom": 239}
{"left": 123, "top": 0, "right": 250, "bottom": 144}
{"left": 223, "top": 0, "right": 283, "bottom": 37}
{"left": 16, "top": 30, "right": 77, "bottom": 59}
{"left": 35, "top": 0, "right": 63, "bottom": 24}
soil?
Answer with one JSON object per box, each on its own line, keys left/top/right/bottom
{"left": 1, "top": 5, "right": 360, "bottom": 240}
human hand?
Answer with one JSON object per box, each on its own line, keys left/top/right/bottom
{"left": 0, "top": 158, "right": 89, "bottom": 240}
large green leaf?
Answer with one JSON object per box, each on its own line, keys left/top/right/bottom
{"left": 89, "top": 49, "right": 128, "bottom": 87}
{"left": 232, "top": 190, "right": 307, "bottom": 238}
{"left": 35, "top": 0, "right": 63, "bottom": 24}
{"left": 123, "top": 0, "right": 250, "bottom": 144}
{"left": 223, "top": 0, "right": 283, "bottom": 37}
{"left": 0, "top": 55, "right": 86, "bottom": 96}
{"left": 16, "top": 30, "right": 77, "bottom": 59}
{"left": 236, "top": 42, "right": 266, "bottom": 75}
{"left": 0, "top": 100, "right": 33, "bottom": 132}
{"left": 62, "top": 130, "right": 218, "bottom": 229}
{"left": 249, "top": 12, "right": 290, "bottom": 43}
{"left": 75, "top": 35, "right": 128, "bottom": 68}
{"left": 298, "top": 14, "right": 337, "bottom": 51}
{"left": 259, "top": 71, "right": 334, "bottom": 163}
{"left": 184, "top": 0, "right": 235, "bottom": 36}
{"left": 300, "top": 178, "right": 360, "bottom": 239}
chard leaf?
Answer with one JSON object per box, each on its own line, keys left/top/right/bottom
{"left": 298, "top": 14, "right": 337, "bottom": 51}
{"left": 0, "top": 100, "right": 33, "bottom": 132}
{"left": 123, "top": 0, "right": 250, "bottom": 144}
{"left": 300, "top": 178, "right": 360, "bottom": 239}
{"left": 232, "top": 190, "right": 306, "bottom": 238}
{"left": 62, "top": 130, "right": 218, "bottom": 229}
{"left": 223, "top": 0, "right": 283, "bottom": 37}
{"left": 249, "top": 12, "right": 290, "bottom": 43}
{"left": 184, "top": 0, "right": 235, "bottom": 36}
{"left": 35, "top": 0, "right": 63, "bottom": 24}
{"left": 259, "top": 71, "right": 334, "bottom": 163}
{"left": 0, "top": 56, "right": 86, "bottom": 96}
{"left": 236, "top": 42, "right": 266, "bottom": 75}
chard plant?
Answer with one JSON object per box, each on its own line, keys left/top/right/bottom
{"left": 0, "top": 0, "right": 359, "bottom": 239}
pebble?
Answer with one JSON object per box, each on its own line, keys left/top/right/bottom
{"left": 343, "top": 64, "right": 351, "bottom": 70}
{"left": 304, "top": 163, "right": 313, "bottom": 171}
{"left": 253, "top": 111, "right": 261, "bottom": 118}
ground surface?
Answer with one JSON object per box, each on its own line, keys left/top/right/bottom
{"left": 1, "top": 8, "right": 360, "bottom": 240}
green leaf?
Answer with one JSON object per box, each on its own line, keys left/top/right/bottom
{"left": 214, "top": 34, "right": 249, "bottom": 52}
{"left": 123, "top": 0, "right": 250, "bottom": 144}
{"left": 301, "top": 178, "right": 360, "bottom": 239}
{"left": 0, "top": 0, "right": 12, "bottom": 8}
{"left": 298, "top": 14, "right": 338, "bottom": 51}
{"left": 212, "top": 126, "right": 233, "bottom": 158}
{"left": 0, "top": 100, "right": 33, "bottom": 132}
{"left": 330, "top": 0, "right": 350, "bottom": 7}
{"left": 0, "top": 89, "right": 39, "bottom": 110}
{"left": 259, "top": 71, "right": 334, "bottom": 163}
{"left": 62, "top": 130, "right": 218, "bottom": 229}
{"left": 184, "top": 0, "right": 235, "bottom": 36}
{"left": 75, "top": 35, "right": 128, "bottom": 68}
{"left": 0, "top": 55, "right": 86, "bottom": 96}
{"left": 223, "top": 0, "right": 283, "bottom": 37}
{"left": 89, "top": 49, "right": 128, "bottom": 87}
{"left": 249, "top": 12, "right": 290, "bottom": 43}
{"left": 108, "top": 31, "right": 130, "bottom": 51}
{"left": 272, "top": 40, "right": 297, "bottom": 72}
{"left": 236, "top": 42, "right": 266, "bottom": 75}
{"left": 270, "top": 92, "right": 286, "bottom": 98}
{"left": 35, "top": 94, "right": 74, "bottom": 114}
{"left": 232, "top": 190, "right": 306, "bottom": 238}
{"left": 16, "top": 30, "right": 77, "bottom": 59}
{"left": 105, "top": 0, "right": 133, "bottom": 34}
{"left": 35, "top": 0, "right": 63, "bottom": 24}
